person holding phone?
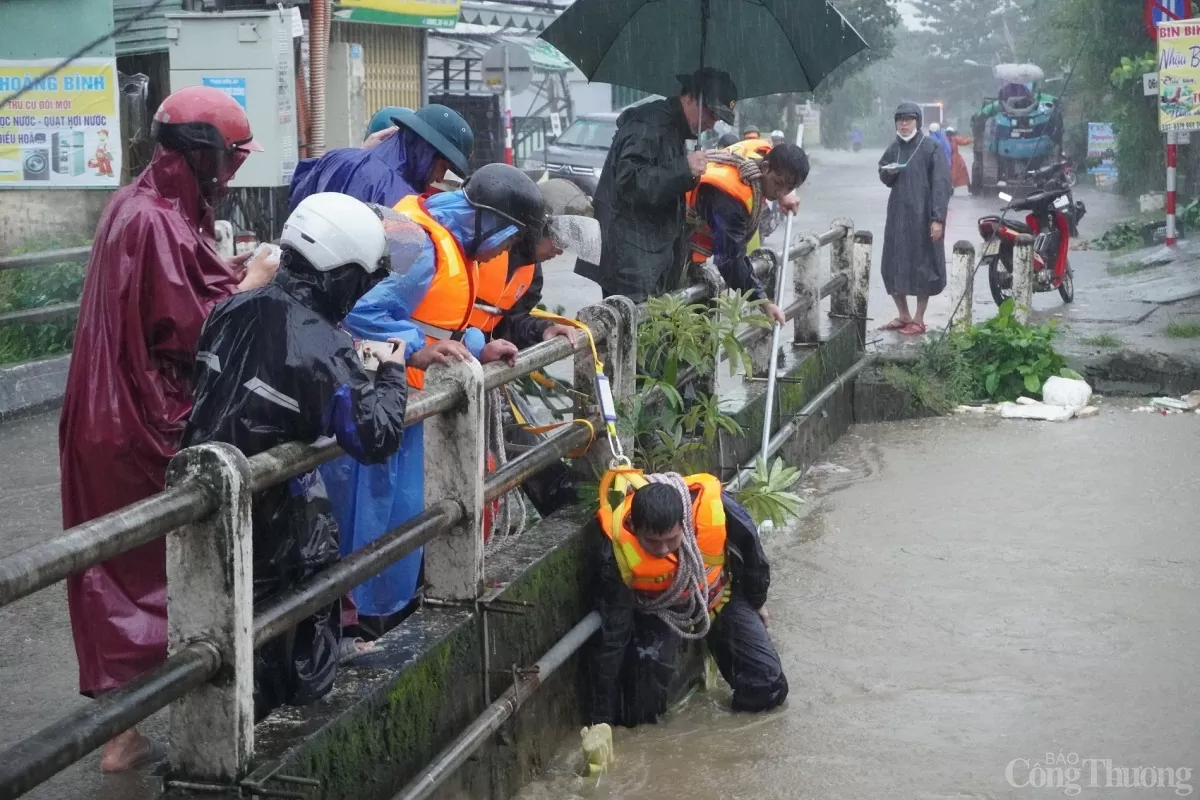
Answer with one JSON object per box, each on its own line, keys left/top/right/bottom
{"left": 878, "top": 102, "right": 951, "bottom": 336}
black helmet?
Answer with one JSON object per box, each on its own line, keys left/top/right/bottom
{"left": 462, "top": 163, "right": 546, "bottom": 235}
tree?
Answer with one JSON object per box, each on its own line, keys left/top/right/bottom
{"left": 815, "top": 0, "right": 902, "bottom": 145}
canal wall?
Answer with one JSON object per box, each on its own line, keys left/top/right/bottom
{"left": 199, "top": 322, "right": 865, "bottom": 800}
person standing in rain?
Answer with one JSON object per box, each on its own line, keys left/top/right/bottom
{"left": 945, "top": 126, "right": 973, "bottom": 193}
{"left": 576, "top": 68, "right": 738, "bottom": 301}
{"left": 877, "top": 102, "right": 951, "bottom": 336}
{"left": 288, "top": 104, "right": 473, "bottom": 209}
{"left": 59, "top": 86, "right": 277, "bottom": 772}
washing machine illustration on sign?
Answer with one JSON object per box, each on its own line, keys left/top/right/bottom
{"left": 22, "top": 147, "right": 50, "bottom": 181}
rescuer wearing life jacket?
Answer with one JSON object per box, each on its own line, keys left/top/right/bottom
{"left": 587, "top": 470, "right": 788, "bottom": 727}
{"left": 686, "top": 142, "right": 810, "bottom": 326}
{"left": 319, "top": 163, "right": 549, "bottom": 636}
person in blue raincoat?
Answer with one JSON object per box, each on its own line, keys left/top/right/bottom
{"left": 928, "top": 122, "right": 953, "bottom": 166}
{"left": 288, "top": 104, "right": 474, "bottom": 211}
{"left": 318, "top": 164, "right": 548, "bottom": 632}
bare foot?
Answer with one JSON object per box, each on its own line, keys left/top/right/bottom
{"left": 100, "top": 728, "right": 160, "bottom": 773}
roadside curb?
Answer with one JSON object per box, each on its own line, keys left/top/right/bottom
{"left": 1072, "top": 348, "right": 1200, "bottom": 396}
{"left": 0, "top": 354, "right": 70, "bottom": 423}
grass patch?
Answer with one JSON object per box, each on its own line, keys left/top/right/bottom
{"left": 1164, "top": 321, "right": 1200, "bottom": 339}
{"left": 1107, "top": 260, "right": 1162, "bottom": 277}
{"left": 0, "top": 239, "right": 88, "bottom": 366}
{"left": 1080, "top": 333, "right": 1124, "bottom": 348}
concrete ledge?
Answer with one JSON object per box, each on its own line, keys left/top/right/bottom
{"left": 852, "top": 365, "right": 941, "bottom": 423}
{"left": 0, "top": 354, "right": 70, "bottom": 422}
{"left": 1074, "top": 349, "right": 1200, "bottom": 396}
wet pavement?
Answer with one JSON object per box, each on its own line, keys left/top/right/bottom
{"left": 519, "top": 404, "right": 1200, "bottom": 799}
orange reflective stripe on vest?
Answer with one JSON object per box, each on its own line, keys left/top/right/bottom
{"left": 685, "top": 161, "right": 758, "bottom": 263}
{"left": 395, "top": 195, "right": 474, "bottom": 389}
{"left": 467, "top": 252, "right": 537, "bottom": 334}
{"left": 597, "top": 469, "right": 729, "bottom": 611}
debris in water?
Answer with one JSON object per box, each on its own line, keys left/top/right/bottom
{"left": 1151, "top": 397, "right": 1191, "bottom": 412}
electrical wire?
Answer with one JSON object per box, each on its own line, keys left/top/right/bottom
{"left": 0, "top": 0, "right": 173, "bottom": 110}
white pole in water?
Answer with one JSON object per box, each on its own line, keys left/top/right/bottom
{"left": 758, "top": 122, "right": 804, "bottom": 461}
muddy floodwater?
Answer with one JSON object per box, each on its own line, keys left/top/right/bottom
{"left": 518, "top": 406, "right": 1200, "bottom": 800}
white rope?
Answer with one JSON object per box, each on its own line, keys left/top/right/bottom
{"left": 686, "top": 150, "right": 766, "bottom": 262}
{"left": 484, "top": 388, "right": 527, "bottom": 554}
{"left": 634, "top": 472, "right": 712, "bottom": 640}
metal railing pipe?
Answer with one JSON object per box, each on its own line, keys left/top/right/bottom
{"left": 391, "top": 611, "right": 602, "bottom": 800}
{"left": 727, "top": 354, "right": 875, "bottom": 492}
{"left": 820, "top": 272, "right": 848, "bottom": 300}
{"left": 0, "top": 246, "right": 91, "bottom": 272}
{"left": 0, "top": 641, "right": 221, "bottom": 800}
{"left": 253, "top": 500, "right": 462, "bottom": 647}
{"left": 0, "top": 302, "right": 80, "bottom": 327}
{"left": 0, "top": 482, "right": 214, "bottom": 609}
{"left": 483, "top": 423, "right": 592, "bottom": 504}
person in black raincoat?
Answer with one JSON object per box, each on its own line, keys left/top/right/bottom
{"left": 184, "top": 192, "right": 412, "bottom": 718}
{"left": 587, "top": 475, "right": 788, "bottom": 727}
{"left": 575, "top": 68, "right": 738, "bottom": 301}
{"left": 877, "top": 102, "right": 951, "bottom": 336}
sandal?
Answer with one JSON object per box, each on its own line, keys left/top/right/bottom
{"left": 339, "top": 637, "right": 375, "bottom": 664}
{"left": 878, "top": 317, "right": 910, "bottom": 331}
{"left": 898, "top": 321, "right": 927, "bottom": 336}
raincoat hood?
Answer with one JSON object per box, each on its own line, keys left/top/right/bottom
{"left": 894, "top": 102, "right": 922, "bottom": 128}
{"left": 424, "top": 190, "right": 519, "bottom": 259}
{"left": 275, "top": 249, "right": 385, "bottom": 323}
{"left": 141, "top": 146, "right": 215, "bottom": 230}
{"left": 288, "top": 128, "right": 441, "bottom": 211}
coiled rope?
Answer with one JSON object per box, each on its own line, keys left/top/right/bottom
{"left": 484, "top": 388, "right": 526, "bottom": 553}
{"left": 686, "top": 150, "right": 765, "bottom": 260}
{"left": 633, "top": 472, "right": 712, "bottom": 640}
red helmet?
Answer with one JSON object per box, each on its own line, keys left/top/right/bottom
{"left": 151, "top": 86, "right": 263, "bottom": 153}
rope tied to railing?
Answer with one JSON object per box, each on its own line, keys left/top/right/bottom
{"left": 632, "top": 472, "right": 712, "bottom": 640}
{"left": 484, "top": 388, "right": 528, "bottom": 553}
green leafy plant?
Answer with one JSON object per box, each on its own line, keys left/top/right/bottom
{"left": 733, "top": 457, "right": 804, "bottom": 528}
{"left": 1090, "top": 222, "right": 1144, "bottom": 252}
{"left": 954, "top": 300, "right": 1067, "bottom": 401}
{"left": 1164, "top": 321, "right": 1200, "bottom": 339}
{"left": 1080, "top": 333, "right": 1124, "bottom": 349}
{"left": 0, "top": 241, "right": 89, "bottom": 366}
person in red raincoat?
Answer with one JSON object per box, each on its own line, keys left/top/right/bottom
{"left": 58, "top": 86, "right": 278, "bottom": 773}
{"left": 945, "top": 126, "right": 972, "bottom": 193}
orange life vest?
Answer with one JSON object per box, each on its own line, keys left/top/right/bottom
{"left": 597, "top": 469, "right": 730, "bottom": 612}
{"left": 685, "top": 143, "right": 770, "bottom": 264}
{"left": 394, "top": 195, "right": 475, "bottom": 389}
{"left": 467, "top": 252, "right": 537, "bottom": 334}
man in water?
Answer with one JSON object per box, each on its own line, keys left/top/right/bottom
{"left": 587, "top": 470, "right": 788, "bottom": 726}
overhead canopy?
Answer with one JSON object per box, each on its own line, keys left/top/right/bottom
{"left": 429, "top": 27, "right": 575, "bottom": 74}
{"left": 994, "top": 63, "right": 1045, "bottom": 85}
{"left": 336, "top": 0, "right": 558, "bottom": 31}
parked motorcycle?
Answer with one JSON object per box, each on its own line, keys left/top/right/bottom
{"left": 977, "top": 161, "right": 1086, "bottom": 305}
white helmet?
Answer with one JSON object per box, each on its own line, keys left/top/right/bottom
{"left": 280, "top": 192, "right": 388, "bottom": 273}
{"left": 929, "top": 122, "right": 941, "bottom": 132}
{"left": 770, "top": 129, "right": 785, "bottom": 142}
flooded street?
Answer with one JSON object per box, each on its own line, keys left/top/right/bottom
{"left": 520, "top": 406, "right": 1200, "bottom": 799}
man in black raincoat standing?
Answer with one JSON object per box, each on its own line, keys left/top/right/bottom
{"left": 576, "top": 68, "right": 739, "bottom": 301}
{"left": 184, "top": 192, "right": 412, "bottom": 719}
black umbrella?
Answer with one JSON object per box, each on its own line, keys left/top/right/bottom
{"left": 540, "top": 0, "right": 869, "bottom": 101}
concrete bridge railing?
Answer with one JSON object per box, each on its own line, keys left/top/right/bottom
{"left": 0, "top": 218, "right": 868, "bottom": 800}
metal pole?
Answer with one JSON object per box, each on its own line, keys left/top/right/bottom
{"left": 254, "top": 501, "right": 461, "bottom": 647}
{"left": 728, "top": 354, "right": 875, "bottom": 493}
{"left": 0, "top": 642, "right": 221, "bottom": 800}
{"left": 1167, "top": 131, "right": 1178, "bottom": 247}
{"left": 483, "top": 423, "right": 591, "bottom": 503}
{"left": 391, "top": 612, "right": 602, "bottom": 800}
{"left": 760, "top": 211, "right": 795, "bottom": 457}
{"left": 503, "top": 46, "right": 513, "bottom": 166}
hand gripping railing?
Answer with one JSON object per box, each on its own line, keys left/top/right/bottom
{"left": 0, "top": 218, "right": 868, "bottom": 799}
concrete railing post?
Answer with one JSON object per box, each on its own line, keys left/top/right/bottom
{"left": 792, "top": 234, "right": 822, "bottom": 345}
{"left": 165, "top": 443, "right": 254, "bottom": 783}
{"left": 603, "top": 295, "right": 638, "bottom": 456}
{"left": 1012, "top": 233, "right": 1035, "bottom": 323}
{"left": 575, "top": 302, "right": 623, "bottom": 475}
{"left": 949, "top": 240, "right": 976, "bottom": 328}
{"left": 422, "top": 358, "right": 486, "bottom": 599}
{"left": 849, "top": 230, "right": 873, "bottom": 347}
{"left": 827, "top": 218, "right": 858, "bottom": 339}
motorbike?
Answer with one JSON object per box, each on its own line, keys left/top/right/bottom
{"left": 977, "top": 161, "right": 1086, "bottom": 306}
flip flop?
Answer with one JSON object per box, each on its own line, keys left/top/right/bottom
{"left": 899, "top": 321, "right": 927, "bottom": 336}
{"left": 878, "top": 318, "right": 910, "bottom": 331}
{"left": 339, "top": 637, "right": 375, "bottom": 664}
{"left": 127, "top": 738, "right": 168, "bottom": 771}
